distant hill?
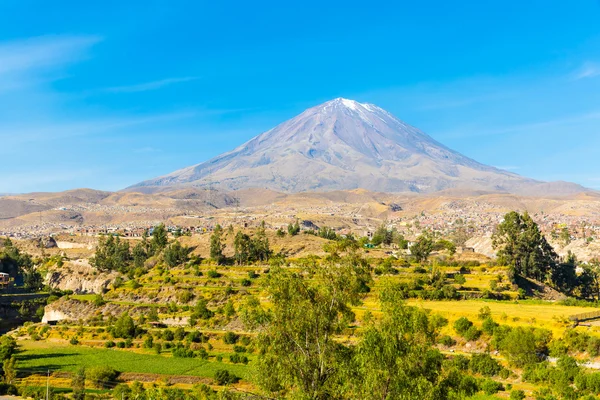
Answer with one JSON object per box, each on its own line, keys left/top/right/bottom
{"left": 128, "top": 98, "right": 590, "bottom": 196}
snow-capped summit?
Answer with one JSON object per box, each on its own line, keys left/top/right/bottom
{"left": 128, "top": 98, "right": 578, "bottom": 194}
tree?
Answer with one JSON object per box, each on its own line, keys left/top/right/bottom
{"left": 451, "top": 218, "right": 471, "bottom": 247}
{"left": 210, "top": 225, "right": 225, "bottom": 265}
{"left": 234, "top": 232, "right": 252, "bottom": 265}
{"left": 492, "top": 211, "right": 558, "bottom": 282}
{"left": 113, "top": 313, "right": 136, "bottom": 339}
{"left": 552, "top": 251, "right": 578, "bottom": 295}
{"left": 3, "top": 356, "right": 16, "bottom": 384}
{"left": 151, "top": 223, "right": 168, "bottom": 253}
{"left": 352, "top": 285, "right": 447, "bottom": 399}
{"left": 0, "top": 336, "right": 17, "bottom": 361}
{"left": 90, "top": 235, "right": 132, "bottom": 273}
{"left": 71, "top": 366, "right": 86, "bottom": 400}
{"left": 252, "top": 223, "right": 271, "bottom": 262}
{"left": 500, "top": 327, "right": 539, "bottom": 367}
{"left": 579, "top": 259, "right": 600, "bottom": 300}
{"left": 411, "top": 235, "right": 433, "bottom": 264}
{"left": 287, "top": 220, "right": 300, "bottom": 236}
{"left": 163, "top": 241, "right": 191, "bottom": 268}
{"left": 256, "top": 255, "right": 371, "bottom": 399}
{"left": 86, "top": 366, "right": 118, "bottom": 389}
{"left": 131, "top": 242, "right": 147, "bottom": 270}
{"left": 560, "top": 226, "right": 571, "bottom": 246}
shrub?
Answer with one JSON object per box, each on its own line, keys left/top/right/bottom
{"left": 438, "top": 335, "right": 456, "bottom": 347}
{"left": 176, "top": 290, "right": 194, "bottom": 304}
{"left": 214, "top": 369, "right": 240, "bottom": 385}
{"left": 500, "top": 327, "right": 541, "bottom": 367}
{"left": 430, "top": 314, "right": 448, "bottom": 330}
{"left": 482, "top": 317, "right": 499, "bottom": 335}
{"left": 233, "top": 345, "right": 247, "bottom": 353}
{"left": 481, "top": 379, "right": 503, "bottom": 395}
{"left": 509, "top": 389, "right": 526, "bottom": 400}
{"left": 163, "top": 329, "right": 174, "bottom": 341}
{"left": 174, "top": 327, "right": 186, "bottom": 341}
{"left": 469, "top": 353, "right": 502, "bottom": 377}
{"left": 207, "top": 270, "right": 221, "bottom": 279}
{"left": 223, "top": 331, "right": 239, "bottom": 344}
{"left": 173, "top": 346, "right": 194, "bottom": 358}
{"left": 453, "top": 317, "right": 473, "bottom": 335}
{"left": 463, "top": 326, "right": 481, "bottom": 342}
{"left": 229, "top": 353, "right": 248, "bottom": 364}
{"left": 86, "top": 366, "right": 118, "bottom": 389}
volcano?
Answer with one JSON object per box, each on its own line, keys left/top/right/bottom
{"left": 129, "top": 98, "right": 587, "bottom": 195}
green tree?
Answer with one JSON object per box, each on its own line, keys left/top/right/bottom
{"left": 579, "top": 259, "right": 600, "bottom": 300}
{"left": 163, "top": 241, "right": 191, "bottom": 268}
{"left": 90, "top": 235, "right": 132, "bottom": 273}
{"left": 113, "top": 313, "right": 136, "bottom": 339}
{"left": 492, "top": 211, "right": 558, "bottom": 282}
{"left": 352, "top": 285, "right": 446, "bottom": 399}
{"left": 210, "top": 225, "right": 225, "bottom": 265}
{"left": 410, "top": 235, "right": 433, "bottom": 264}
{"left": 287, "top": 220, "right": 300, "bottom": 236}
{"left": 71, "top": 366, "right": 86, "bottom": 400}
{"left": 151, "top": 223, "right": 169, "bottom": 253}
{"left": 234, "top": 231, "right": 252, "bottom": 265}
{"left": 256, "top": 255, "right": 371, "bottom": 399}
{"left": 131, "top": 242, "right": 147, "bottom": 270}
{"left": 0, "top": 336, "right": 17, "bottom": 361}
{"left": 500, "top": 327, "right": 540, "bottom": 367}
{"left": 3, "top": 356, "right": 16, "bottom": 384}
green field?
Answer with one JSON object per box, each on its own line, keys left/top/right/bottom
{"left": 17, "top": 342, "right": 252, "bottom": 380}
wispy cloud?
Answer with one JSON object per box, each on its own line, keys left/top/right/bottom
{"left": 103, "top": 76, "right": 199, "bottom": 93}
{"left": 0, "top": 35, "right": 101, "bottom": 78}
{"left": 573, "top": 62, "right": 600, "bottom": 80}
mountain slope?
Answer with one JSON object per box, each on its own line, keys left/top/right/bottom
{"left": 129, "top": 98, "right": 585, "bottom": 195}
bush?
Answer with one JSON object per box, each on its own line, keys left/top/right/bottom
{"left": 463, "top": 326, "right": 482, "bottom": 342}
{"left": 509, "top": 389, "right": 526, "bottom": 400}
{"left": 469, "top": 353, "right": 502, "bottom": 377}
{"left": 480, "top": 379, "right": 503, "bottom": 395}
{"left": 438, "top": 335, "right": 456, "bottom": 347}
{"left": 173, "top": 346, "right": 194, "bottom": 358}
{"left": 207, "top": 270, "right": 222, "bottom": 279}
{"left": 229, "top": 353, "right": 248, "bottom": 364}
{"left": 482, "top": 317, "right": 498, "bottom": 335}
{"left": 163, "top": 329, "right": 174, "bottom": 341}
{"left": 86, "top": 365, "right": 118, "bottom": 389}
{"left": 223, "top": 331, "right": 239, "bottom": 344}
{"left": 453, "top": 317, "right": 473, "bottom": 335}
{"left": 214, "top": 369, "right": 240, "bottom": 385}
{"left": 233, "top": 345, "right": 247, "bottom": 353}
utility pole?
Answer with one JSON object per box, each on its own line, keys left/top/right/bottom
{"left": 46, "top": 369, "right": 49, "bottom": 400}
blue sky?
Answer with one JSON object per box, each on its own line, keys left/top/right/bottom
{"left": 1, "top": 0, "right": 600, "bottom": 193}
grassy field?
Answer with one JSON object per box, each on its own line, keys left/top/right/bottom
{"left": 406, "top": 299, "right": 594, "bottom": 335}
{"left": 17, "top": 342, "right": 252, "bottom": 380}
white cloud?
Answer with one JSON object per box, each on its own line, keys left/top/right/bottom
{"left": 103, "top": 77, "right": 199, "bottom": 93}
{"left": 573, "top": 62, "right": 600, "bottom": 80}
{"left": 0, "top": 35, "right": 101, "bottom": 78}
